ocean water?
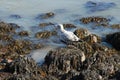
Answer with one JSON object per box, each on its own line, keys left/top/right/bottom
{"left": 0, "top": 0, "right": 120, "bottom": 64}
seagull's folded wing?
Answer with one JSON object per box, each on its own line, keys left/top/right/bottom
{"left": 60, "top": 33, "right": 70, "bottom": 42}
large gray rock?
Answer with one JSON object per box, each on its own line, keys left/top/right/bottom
{"left": 106, "top": 32, "right": 120, "bottom": 50}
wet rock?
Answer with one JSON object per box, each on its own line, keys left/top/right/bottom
{"left": 92, "top": 43, "right": 109, "bottom": 52}
{"left": 106, "top": 32, "right": 120, "bottom": 50}
{"left": 42, "top": 40, "right": 120, "bottom": 79}
{"left": 0, "top": 33, "right": 13, "bottom": 41}
{"left": 9, "top": 23, "right": 21, "bottom": 29}
{"left": 61, "top": 70, "right": 84, "bottom": 80}
{"left": 18, "top": 31, "right": 29, "bottom": 36}
{"left": 80, "top": 16, "right": 109, "bottom": 25}
{"left": 9, "top": 14, "right": 22, "bottom": 19}
{"left": 35, "top": 31, "right": 56, "bottom": 39}
{"left": 36, "top": 12, "right": 55, "bottom": 19}
{"left": 44, "top": 46, "right": 85, "bottom": 79}
{"left": 33, "top": 43, "right": 44, "bottom": 49}
{"left": 0, "top": 62, "right": 6, "bottom": 70}
{"left": 39, "top": 22, "right": 54, "bottom": 27}
{"left": 74, "top": 28, "right": 101, "bottom": 44}
{"left": 63, "top": 23, "right": 76, "bottom": 28}
{"left": 83, "top": 34, "right": 101, "bottom": 44}
{"left": 0, "top": 72, "right": 12, "bottom": 80}
{"left": 67, "top": 42, "right": 93, "bottom": 55}
{"left": 81, "top": 51, "right": 120, "bottom": 80}
{"left": 74, "top": 28, "right": 90, "bottom": 39}
{"left": 110, "top": 24, "right": 120, "bottom": 29}
{"left": 5, "top": 56, "right": 46, "bottom": 80}
{"left": 112, "top": 70, "right": 120, "bottom": 80}
{"left": 0, "top": 22, "right": 16, "bottom": 33}
{"left": 0, "top": 47, "right": 9, "bottom": 57}
{"left": 4, "top": 39, "right": 33, "bottom": 57}
{"left": 85, "top": 1, "right": 116, "bottom": 12}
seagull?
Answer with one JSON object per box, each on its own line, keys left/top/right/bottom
{"left": 55, "top": 24, "right": 82, "bottom": 43}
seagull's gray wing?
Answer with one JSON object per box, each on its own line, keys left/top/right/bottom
{"left": 60, "top": 33, "right": 70, "bottom": 42}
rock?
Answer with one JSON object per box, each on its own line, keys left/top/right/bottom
{"left": 74, "top": 28, "right": 101, "bottom": 44}
{"left": 18, "top": 31, "right": 29, "bottom": 36}
{"left": 39, "top": 23, "right": 77, "bottom": 29}
{"left": 42, "top": 40, "right": 120, "bottom": 79}
{"left": 39, "top": 22, "right": 54, "bottom": 27}
{"left": 36, "top": 12, "right": 55, "bottom": 19}
{"left": 63, "top": 24, "right": 76, "bottom": 28}
{"left": 3, "top": 39, "right": 33, "bottom": 59}
{"left": 61, "top": 70, "right": 84, "bottom": 80}
{"left": 9, "top": 23, "right": 21, "bottom": 29}
{"left": 83, "top": 34, "right": 101, "bottom": 44}
{"left": 0, "top": 33, "right": 13, "bottom": 41}
{"left": 81, "top": 51, "right": 120, "bottom": 80}
{"left": 9, "top": 14, "right": 22, "bottom": 19}
{"left": 35, "top": 31, "right": 56, "bottom": 39}
{"left": 110, "top": 24, "right": 120, "bottom": 29}
{"left": 112, "top": 70, "right": 120, "bottom": 80}
{"left": 5, "top": 56, "right": 46, "bottom": 80}
{"left": 92, "top": 43, "right": 108, "bottom": 52}
{"left": 44, "top": 46, "right": 85, "bottom": 79}
{"left": 0, "top": 72, "right": 12, "bottom": 80}
{"left": 80, "top": 16, "right": 109, "bottom": 26}
{"left": 33, "top": 43, "right": 44, "bottom": 49}
{"left": 106, "top": 32, "right": 120, "bottom": 50}
{"left": 74, "top": 28, "right": 90, "bottom": 39}
{"left": 67, "top": 42, "right": 93, "bottom": 55}
{"left": 85, "top": 1, "right": 116, "bottom": 12}
{"left": 0, "top": 22, "right": 16, "bottom": 33}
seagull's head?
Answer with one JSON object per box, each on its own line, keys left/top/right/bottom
{"left": 54, "top": 24, "right": 64, "bottom": 31}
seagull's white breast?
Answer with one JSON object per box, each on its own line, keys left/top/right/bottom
{"left": 59, "top": 29, "right": 79, "bottom": 42}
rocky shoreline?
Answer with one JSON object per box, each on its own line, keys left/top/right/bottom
{"left": 0, "top": 14, "right": 120, "bottom": 80}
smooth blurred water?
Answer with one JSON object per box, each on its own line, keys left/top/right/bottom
{"left": 0, "top": 0, "right": 120, "bottom": 63}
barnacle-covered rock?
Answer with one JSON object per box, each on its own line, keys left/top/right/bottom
{"left": 39, "top": 22, "right": 54, "bottom": 27}
{"left": 33, "top": 43, "right": 44, "bottom": 49}
{"left": 0, "top": 72, "right": 12, "bottom": 80}
{"left": 44, "top": 46, "right": 85, "bottom": 79}
{"left": 0, "top": 22, "right": 16, "bottom": 33}
{"left": 35, "top": 31, "right": 56, "bottom": 39}
{"left": 0, "top": 33, "right": 13, "bottom": 41}
{"left": 63, "top": 23, "right": 76, "bottom": 28}
{"left": 67, "top": 42, "right": 93, "bottom": 55}
{"left": 18, "top": 31, "right": 29, "bottom": 36}
{"left": 110, "top": 24, "right": 120, "bottom": 29}
{"left": 80, "top": 16, "right": 109, "bottom": 27}
{"left": 83, "top": 34, "right": 101, "bottom": 44}
{"left": 36, "top": 12, "right": 55, "bottom": 19}
{"left": 5, "top": 56, "right": 46, "bottom": 80}
{"left": 80, "top": 16, "right": 109, "bottom": 24}
{"left": 74, "top": 28, "right": 90, "bottom": 39}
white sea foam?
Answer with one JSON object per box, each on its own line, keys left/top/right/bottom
{"left": 29, "top": 46, "right": 54, "bottom": 65}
